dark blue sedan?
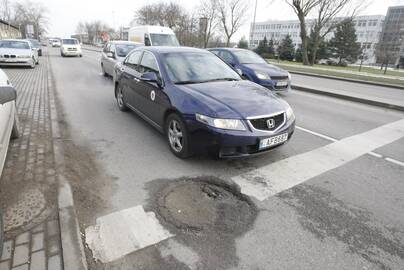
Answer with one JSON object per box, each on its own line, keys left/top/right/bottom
{"left": 208, "top": 48, "right": 291, "bottom": 92}
{"left": 114, "top": 47, "right": 295, "bottom": 158}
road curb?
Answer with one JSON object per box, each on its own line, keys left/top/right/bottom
{"left": 293, "top": 85, "right": 404, "bottom": 112}
{"left": 288, "top": 70, "right": 404, "bottom": 90}
{"left": 47, "top": 50, "right": 88, "bottom": 270}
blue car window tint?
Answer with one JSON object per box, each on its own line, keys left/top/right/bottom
{"left": 139, "top": 51, "right": 159, "bottom": 74}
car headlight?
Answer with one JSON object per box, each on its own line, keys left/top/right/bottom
{"left": 288, "top": 72, "right": 292, "bottom": 80}
{"left": 255, "top": 71, "right": 271, "bottom": 80}
{"left": 196, "top": 114, "right": 246, "bottom": 131}
{"left": 286, "top": 106, "right": 294, "bottom": 121}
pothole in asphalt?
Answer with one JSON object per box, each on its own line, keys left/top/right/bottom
{"left": 155, "top": 177, "right": 257, "bottom": 234}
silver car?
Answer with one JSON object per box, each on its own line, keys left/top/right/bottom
{"left": 101, "top": 41, "right": 141, "bottom": 77}
{"left": 0, "top": 39, "right": 39, "bottom": 68}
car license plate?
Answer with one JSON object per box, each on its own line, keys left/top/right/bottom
{"left": 276, "top": 81, "right": 288, "bottom": 87}
{"left": 259, "top": 133, "right": 288, "bottom": 150}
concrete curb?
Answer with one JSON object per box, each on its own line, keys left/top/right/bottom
{"left": 293, "top": 85, "right": 404, "bottom": 112}
{"left": 47, "top": 50, "right": 88, "bottom": 270}
{"left": 288, "top": 70, "right": 404, "bottom": 90}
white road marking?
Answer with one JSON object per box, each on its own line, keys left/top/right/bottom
{"left": 234, "top": 119, "right": 404, "bottom": 201}
{"left": 296, "top": 125, "right": 403, "bottom": 166}
{"left": 85, "top": 205, "right": 173, "bottom": 263}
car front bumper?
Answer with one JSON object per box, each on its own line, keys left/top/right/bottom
{"left": 61, "top": 50, "right": 82, "bottom": 56}
{"left": 0, "top": 58, "right": 33, "bottom": 66}
{"left": 186, "top": 117, "right": 296, "bottom": 158}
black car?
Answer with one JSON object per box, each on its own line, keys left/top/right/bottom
{"left": 28, "top": 39, "right": 42, "bottom": 56}
{"left": 114, "top": 46, "right": 295, "bottom": 158}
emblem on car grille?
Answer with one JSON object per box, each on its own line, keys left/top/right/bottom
{"left": 266, "top": 118, "right": 275, "bottom": 128}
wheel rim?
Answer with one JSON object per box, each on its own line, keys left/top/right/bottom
{"left": 117, "top": 87, "right": 124, "bottom": 107}
{"left": 168, "top": 120, "right": 183, "bottom": 152}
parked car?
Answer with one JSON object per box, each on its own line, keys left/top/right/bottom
{"left": 60, "top": 38, "right": 82, "bottom": 57}
{"left": 114, "top": 47, "right": 295, "bottom": 158}
{"left": 208, "top": 48, "right": 292, "bottom": 92}
{"left": 101, "top": 41, "right": 142, "bottom": 77}
{"left": 27, "top": 39, "right": 42, "bottom": 56}
{"left": 0, "top": 39, "right": 39, "bottom": 68}
{"left": 128, "top": 25, "right": 180, "bottom": 46}
{"left": 0, "top": 69, "right": 19, "bottom": 258}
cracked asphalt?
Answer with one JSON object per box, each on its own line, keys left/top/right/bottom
{"left": 48, "top": 47, "right": 404, "bottom": 270}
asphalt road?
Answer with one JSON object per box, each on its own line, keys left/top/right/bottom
{"left": 48, "top": 47, "right": 404, "bottom": 270}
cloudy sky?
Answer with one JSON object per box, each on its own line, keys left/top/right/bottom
{"left": 44, "top": 0, "right": 404, "bottom": 41}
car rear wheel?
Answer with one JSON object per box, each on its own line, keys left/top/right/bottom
{"left": 101, "top": 64, "right": 108, "bottom": 77}
{"left": 30, "top": 58, "right": 36, "bottom": 68}
{"left": 116, "top": 84, "right": 128, "bottom": 111}
{"left": 166, "top": 113, "right": 191, "bottom": 158}
{"left": 11, "top": 113, "right": 20, "bottom": 139}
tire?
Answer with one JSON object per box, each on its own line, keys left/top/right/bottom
{"left": 165, "top": 113, "right": 191, "bottom": 158}
{"left": 115, "top": 84, "right": 128, "bottom": 111}
{"left": 101, "top": 64, "right": 108, "bottom": 77}
{"left": 11, "top": 113, "right": 20, "bottom": 139}
{"left": 79, "top": 54, "right": 83, "bottom": 58}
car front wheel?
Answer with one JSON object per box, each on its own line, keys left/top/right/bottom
{"left": 116, "top": 84, "right": 128, "bottom": 111}
{"left": 166, "top": 113, "right": 191, "bottom": 158}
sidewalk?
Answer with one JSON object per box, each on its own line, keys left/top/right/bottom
{"left": 0, "top": 54, "right": 63, "bottom": 269}
{"left": 292, "top": 75, "right": 404, "bottom": 112}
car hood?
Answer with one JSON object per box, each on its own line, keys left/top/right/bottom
{"left": 0, "top": 48, "right": 32, "bottom": 56}
{"left": 178, "top": 80, "right": 287, "bottom": 119}
{"left": 243, "top": 63, "right": 288, "bottom": 77}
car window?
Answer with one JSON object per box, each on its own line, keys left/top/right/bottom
{"left": 233, "top": 50, "right": 267, "bottom": 64}
{"left": 209, "top": 50, "right": 219, "bottom": 56}
{"left": 0, "top": 41, "right": 30, "bottom": 49}
{"left": 218, "top": 51, "right": 236, "bottom": 64}
{"left": 115, "top": 44, "right": 139, "bottom": 57}
{"left": 125, "top": 51, "right": 143, "bottom": 67}
{"left": 62, "top": 39, "right": 78, "bottom": 45}
{"left": 162, "top": 52, "right": 240, "bottom": 84}
{"left": 138, "top": 51, "right": 159, "bottom": 75}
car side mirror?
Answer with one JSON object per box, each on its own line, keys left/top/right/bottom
{"left": 140, "top": 72, "right": 162, "bottom": 87}
{"left": 106, "top": 52, "right": 115, "bottom": 58}
{"left": 0, "top": 86, "right": 17, "bottom": 105}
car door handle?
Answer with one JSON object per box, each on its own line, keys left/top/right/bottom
{"left": 134, "top": 77, "right": 140, "bottom": 82}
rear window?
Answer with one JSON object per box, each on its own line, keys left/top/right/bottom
{"left": 0, "top": 41, "right": 30, "bottom": 49}
{"left": 115, "top": 44, "right": 139, "bottom": 57}
{"left": 62, "top": 39, "right": 78, "bottom": 45}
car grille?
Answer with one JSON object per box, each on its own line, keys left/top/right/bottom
{"left": 249, "top": 112, "right": 285, "bottom": 131}
{"left": 3, "top": 55, "right": 17, "bottom": 58}
{"left": 67, "top": 48, "right": 77, "bottom": 51}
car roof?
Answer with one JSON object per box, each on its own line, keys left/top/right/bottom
{"left": 141, "top": 46, "right": 210, "bottom": 54}
{"left": 109, "top": 40, "right": 142, "bottom": 45}
{"left": 0, "top": 39, "right": 29, "bottom": 43}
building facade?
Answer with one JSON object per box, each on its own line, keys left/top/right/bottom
{"left": 0, "top": 19, "right": 21, "bottom": 39}
{"left": 249, "top": 15, "right": 385, "bottom": 64}
{"left": 377, "top": 6, "right": 404, "bottom": 68}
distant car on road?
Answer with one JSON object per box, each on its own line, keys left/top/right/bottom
{"left": 101, "top": 41, "right": 142, "bottom": 77}
{"left": 60, "top": 38, "right": 82, "bottom": 57}
{"left": 114, "top": 47, "right": 295, "bottom": 158}
{"left": 27, "top": 39, "right": 42, "bottom": 56}
{"left": 51, "top": 39, "right": 61, "bottom": 47}
{"left": 208, "top": 48, "right": 292, "bottom": 92}
{"left": 0, "top": 39, "right": 39, "bottom": 68}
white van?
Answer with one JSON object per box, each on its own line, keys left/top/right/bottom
{"left": 128, "top": 26, "right": 180, "bottom": 46}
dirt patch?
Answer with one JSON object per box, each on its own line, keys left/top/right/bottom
{"left": 156, "top": 178, "right": 256, "bottom": 234}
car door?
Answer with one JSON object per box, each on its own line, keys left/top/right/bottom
{"left": 0, "top": 100, "right": 13, "bottom": 174}
{"left": 121, "top": 50, "right": 143, "bottom": 109}
{"left": 134, "top": 51, "right": 168, "bottom": 127}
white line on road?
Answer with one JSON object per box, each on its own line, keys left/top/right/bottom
{"left": 296, "top": 126, "right": 403, "bottom": 165}
{"left": 233, "top": 119, "right": 404, "bottom": 201}
{"left": 85, "top": 205, "right": 174, "bottom": 263}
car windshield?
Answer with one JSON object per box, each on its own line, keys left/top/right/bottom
{"left": 233, "top": 50, "right": 267, "bottom": 64}
{"left": 62, "top": 39, "right": 78, "bottom": 45}
{"left": 116, "top": 44, "right": 139, "bottom": 57}
{"left": 29, "top": 40, "right": 40, "bottom": 48}
{"left": 150, "top": 34, "right": 180, "bottom": 46}
{"left": 163, "top": 52, "right": 240, "bottom": 84}
{"left": 0, "top": 41, "right": 30, "bottom": 49}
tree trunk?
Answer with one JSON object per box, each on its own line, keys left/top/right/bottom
{"left": 384, "top": 60, "right": 388, "bottom": 74}
{"left": 298, "top": 15, "right": 309, "bottom": 66}
{"left": 226, "top": 36, "right": 231, "bottom": 47}
{"left": 310, "top": 29, "right": 320, "bottom": 66}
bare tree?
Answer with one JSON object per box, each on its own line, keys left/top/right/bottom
{"left": 218, "top": 0, "right": 249, "bottom": 47}
{"left": 0, "top": 0, "right": 12, "bottom": 21}
{"left": 309, "top": 0, "right": 367, "bottom": 65}
{"left": 198, "top": 0, "right": 219, "bottom": 48}
{"left": 12, "top": 0, "right": 49, "bottom": 39}
{"left": 285, "top": 0, "right": 319, "bottom": 65}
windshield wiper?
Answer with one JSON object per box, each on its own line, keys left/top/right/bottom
{"left": 174, "top": 80, "right": 204, "bottom": 85}
{"left": 200, "top": 78, "right": 239, "bottom": 83}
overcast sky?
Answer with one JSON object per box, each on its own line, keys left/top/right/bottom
{"left": 44, "top": 0, "right": 404, "bottom": 41}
